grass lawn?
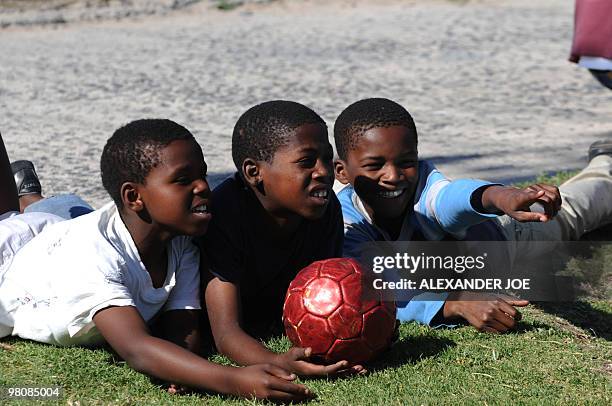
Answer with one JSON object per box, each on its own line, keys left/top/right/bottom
{"left": 1, "top": 172, "right": 610, "bottom": 404}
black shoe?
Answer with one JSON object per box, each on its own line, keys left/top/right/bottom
{"left": 10, "top": 160, "right": 42, "bottom": 197}
{"left": 588, "top": 140, "right": 612, "bottom": 162}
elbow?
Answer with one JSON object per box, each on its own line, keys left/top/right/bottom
{"left": 212, "top": 326, "right": 238, "bottom": 357}
{"left": 120, "top": 343, "right": 153, "bottom": 374}
{"left": 213, "top": 334, "right": 230, "bottom": 356}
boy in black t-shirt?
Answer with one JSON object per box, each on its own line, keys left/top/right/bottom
{"left": 199, "top": 101, "right": 364, "bottom": 377}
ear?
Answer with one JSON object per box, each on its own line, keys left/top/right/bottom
{"left": 334, "top": 159, "right": 350, "bottom": 184}
{"left": 120, "top": 182, "right": 145, "bottom": 212}
{"left": 241, "top": 158, "right": 263, "bottom": 188}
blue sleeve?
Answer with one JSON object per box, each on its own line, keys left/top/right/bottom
{"left": 431, "top": 179, "right": 500, "bottom": 238}
{"left": 337, "top": 185, "right": 383, "bottom": 258}
{"left": 396, "top": 292, "right": 452, "bottom": 326}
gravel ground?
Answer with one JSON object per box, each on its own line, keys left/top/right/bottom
{"left": 1, "top": 0, "right": 610, "bottom": 208}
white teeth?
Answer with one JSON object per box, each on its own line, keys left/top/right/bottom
{"left": 192, "top": 204, "right": 208, "bottom": 213}
{"left": 378, "top": 189, "right": 404, "bottom": 198}
{"left": 311, "top": 190, "right": 329, "bottom": 198}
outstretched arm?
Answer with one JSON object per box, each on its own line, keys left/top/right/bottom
{"left": 205, "top": 276, "right": 356, "bottom": 376}
{"left": 154, "top": 309, "right": 201, "bottom": 354}
{"left": 93, "top": 305, "right": 312, "bottom": 402}
{"left": 0, "top": 133, "right": 19, "bottom": 215}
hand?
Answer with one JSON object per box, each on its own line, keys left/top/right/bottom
{"left": 443, "top": 292, "right": 529, "bottom": 333}
{"left": 167, "top": 383, "right": 188, "bottom": 395}
{"left": 275, "top": 347, "right": 366, "bottom": 377}
{"left": 482, "top": 184, "right": 561, "bottom": 222}
{"left": 231, "top": 363, "right": 313, "bottom": 402}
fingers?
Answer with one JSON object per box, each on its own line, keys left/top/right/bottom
{"left": 498, "top": 294, "right": 529, "bottom": 307}
{"left": 263, "top": 364, "right": 297, "bottom": 381}
{"left": 511, "top": 210, "right": 548, "bottom": 223}
{"left": 288, "top": 346, "right": 311, "bottom": 361}
{"left": 321, "top": 359, "right": 350, "bottom": 375}
{"left": 292, "top": 359, "right": 350, "bottom": 376}
{"left": 335, "top": 364, "right": 368, "bottom": 377}
{"left": 486, "top": 317, "right": 512, "bottom": 333}
{"left": 266, "top": 388, "right": 312, "bottom": 403}
{"left": 464, "top": 297, "right": 525, "bottom": 333}
{"left": 266, "top": 376, "right": 312, "bottom": 398}
{"left": 525, "top": 184, "right": 562, "bottom": 217}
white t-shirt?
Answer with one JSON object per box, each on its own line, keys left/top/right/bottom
{"left": 0, "top": 202, "right": 201, "bottom": 346}
{"left": 0, "top": 211, "right": 64, "bottom": 275}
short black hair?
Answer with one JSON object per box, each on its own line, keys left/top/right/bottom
{"left": 232, "top": 100, "right": 326, "bottom": 171}
{"left": 334, "top": 98, "right": 417, "bottom": 160}
{"left": 101, "top": 119, "right": 195, "bottom": 207}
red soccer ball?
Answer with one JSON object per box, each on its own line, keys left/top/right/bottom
{"left": 283, "top": 258, "right": 396, "bottom": 365}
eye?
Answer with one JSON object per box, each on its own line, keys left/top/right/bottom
{"left": 297, "top": 157, "right": 316, "bottom": 168}
{"left": 363, "top": 162, "right": 383, "bottom": 170}
{"left": 399, "top": 160, "right": 417, "bottom": 169}
{"left": 175, "top": 176, "right": 191, "bottom": 185}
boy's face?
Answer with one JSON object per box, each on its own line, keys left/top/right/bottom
{"left": 137, "top": 139, "right": 212, "bottom": 237}
{"left": 335, "top": 125, "right": 418, "bottom": 221}
{"left": 258, "top": 123, "right": 334, "bottom": 221}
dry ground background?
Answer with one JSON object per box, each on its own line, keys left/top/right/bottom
{"left": 0, "top": 0, "right": 611, "bottom": 208}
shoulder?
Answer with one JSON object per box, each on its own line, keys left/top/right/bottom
{"left": 0, "top": 211, "right": 64, "bottom": 238}
{"left": 418, "top": 160, "right": 446, "bottom": 184}
{"left": 335, "top": 183, "right": 365, "bottom": 226}
{"left": 12, "top": 204, "right": 125, "bottom": 274}
{"left": 209, "top": 173, "right": 248, "bottom": 220}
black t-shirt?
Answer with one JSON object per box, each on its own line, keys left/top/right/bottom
{"left": 199, "top": 173, "right": 343, "bottom": 334}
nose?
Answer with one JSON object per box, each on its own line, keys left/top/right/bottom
{"left": 313, "top": 157, "right": 333, "bottom": 182}
{"left": 381, "top": 165, "right": 403, "bottom": 184}
{"left": 193, "top": 178, "right": 211, "bottom": 195}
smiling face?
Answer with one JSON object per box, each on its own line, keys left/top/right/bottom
{"left": 136, "top": 139, "right": 212, "bottom": 237}
{"left": 256, "top": 123, "right": 334, "bottom": 223}
{"left": 335, "top": 125, "right": 419, "bottom": 222}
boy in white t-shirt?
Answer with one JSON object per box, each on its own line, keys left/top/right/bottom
{"left": 0, "top": 125, "right": 312, "bottom": 402}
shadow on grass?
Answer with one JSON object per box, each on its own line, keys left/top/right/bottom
{"left": 533, "top": 301, "right": 612, "bottom": 341}
{"left": 366, "top": 335, "right": 456, "bottom": 372}
{"left": 513, "top": 318, "right": 561, "bottom": 333}
{"left": 525, "top": 224, "right": 612, "bottom": 341}
{"left": 579, "top": 223, "right": 612, "bottom": 242}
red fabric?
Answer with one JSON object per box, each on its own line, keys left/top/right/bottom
{"left": 570, "top": 0, "right": 612, "bottom": 62}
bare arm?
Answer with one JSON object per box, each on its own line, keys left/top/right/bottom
{"left": 154, "top": 309, "right": 200, "bottom": 354}
{"left": 93, "top": 305, "right": 312, "bottom": 401}
{"left": 205, "top": 276, "right": 281, "bottom": 365}
{"left": 205, "top": 276, "right": 360, "bottom": 376}
{"left": 0, "top": 133, "right": 19, "bottom": 215}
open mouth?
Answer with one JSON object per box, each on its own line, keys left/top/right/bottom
{"left": 191, "top": 203, "right": 209, "bottom": 214}
{"left": 310, "top": 189, "right": 329, "bottom": 199}
{"left": 377, "top": 189, "right": 406, "bottom": 199}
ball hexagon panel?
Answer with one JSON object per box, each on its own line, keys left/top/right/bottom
{"left": 303, "top": 277, "right": 342, "bottom": 317}
{"left": 288, "top": 262, "right": 320, "bottom": 293}
{"left": 328, "top": 303, "right": 362, "bottom": 340}
{"left": 362, "top": 305, "right": 396, "bottom": 352}
{"left": 327, "top": 338, "right": 374, "bottom": 365}
{"left": 283, "top": 290, "right": 307, "bottom": 326}
{"left": 296, "top": 313, "right": 334, "bottom": 354}
{"left": 319, "top": 258, "right": 355, "bottom": 281}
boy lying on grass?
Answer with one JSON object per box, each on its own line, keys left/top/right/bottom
{"left": 200, "top": 101, "right": 364, "bottom": 377}
{"left": 0, "top": 122, "right": 311, "bottom": 402}
{"left": 333, "top": 98, "right": 612, "bottom": 333}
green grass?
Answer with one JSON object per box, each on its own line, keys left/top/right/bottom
{"left": 1, "top": 171, "right": 610, "bottom": 404}
{"left": 1, "top": 309, "right": 610, "bottom": 405}
{"left": 215, "top": 0, "right": 243, "bottom": 11}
